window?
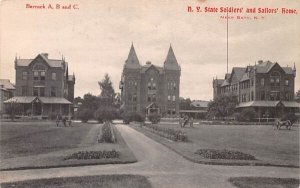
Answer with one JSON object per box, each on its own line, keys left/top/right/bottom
{"left": 51, "top": 87, "right": 56, "bottom": 97}
{"left": 52, "top": 72, "right": 56, "bottom": 80}
{"left": 133, "top": 94, "right": 137, "bottom": 102}
{"left": 251, "top": 91, "right": 254, "bottom": 101}
{"left": 275, "top": 78, "right": 280, "bottom": 85}
{"left": 33, "top": 71, "right": 39, "bottom": 80}
{"left": 22, "top": 71, "right": 28, "bottom": 80}
{"left": 173, "top": 82, "right": 176, "bottom": 90}
{"left": 285, "top": 79, "right": 289, "bottom": 86}
{"left": 40, "top": 87, "right": 45, "bottom": 96}
{"left": 40, "top": 71, "right": 46, "bottom": 81}
{"left": 285, "top": 92, "right": 290, "bottom": 101}
{"left": 260, "top": 78, "right": 264, "bottom": 86}
{"left": 260, "top": 91, "right": 265, "bottom": 100}
{"left": 168, "top": 95, "right": 171, "bottom": 101}
{"left": 152, "top": 94, "right": 156, "bottom": 102}
{"left": 172, "top": 95, "right": 176, "bottom": 101}
{"left": 21, "top": 86, "right": 28, "bottom": 96}
{"left": 153, "top": 83, "right": 156, "bottom": 90}
{"left": 128, "top": 93, "right": 132, "bottom": 101}
{"left": 148, "top": 96, "right": 151, "bottom": 102}
{"left": 33, "top": 87, "right": 39, "bottom": 96}
{"left": 148, "top": 82, "right": 151, "bottom": 90}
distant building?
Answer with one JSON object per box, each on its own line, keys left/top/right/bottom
{"left": 180, "top": 100, "right": 209, "bottom": 119}
{"left": 119, "top": 44, "right": 181, "bottom": 117}
{"left": 213, "top": 60, "right": 299, "bottom": 118}
{"left": 0, "top": 79, "right": 15, "bottom": 116}
{"left": 4, "top": 53, "right": 75, "bottom": 117}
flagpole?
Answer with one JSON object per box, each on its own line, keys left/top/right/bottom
{"left": 227, "top": 11, "right": 229, "bottom": 74}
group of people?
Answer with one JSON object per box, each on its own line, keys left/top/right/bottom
{"left": 179, "top": 115, "right": 194, "bottom": 128}
{"left": 56, "top": 114, "right": 71, "bottom": 127}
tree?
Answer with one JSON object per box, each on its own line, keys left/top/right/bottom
{"left": 206, "top": 94, "right": 238, "bottom": 120}
{"left": 98, "top": 73, "right": 115, "bottom": 105}
{"left": 180, "top": 97, "right": 192, "bottom": 110}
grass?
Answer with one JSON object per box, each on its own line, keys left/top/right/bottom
{"left": 0, "top": 121, "right": 136, "bottom": 170}
{"left": 130, "top": 123, "right": 299, "bottom": 167}
{"left": 228, "top": 177, "right": 299, "bottom": 188}
{"left": 0, "top": 121, "right": 93, "bottom": 159}
{"left": 0, "top": 175, "right": 152, "bottom": 188}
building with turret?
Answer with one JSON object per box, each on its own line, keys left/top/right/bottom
{"left": 4, "top": 53, "right": 75, "bottom": 117}
{"left": 119, "top": 44, "right": 181, "bottom": 117}
{"left": 213, "top": 60, "right": 299, "bottom": 118}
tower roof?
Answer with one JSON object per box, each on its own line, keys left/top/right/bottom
{"left": 164, "top": 45, "right": 180, "bottom": 70}
{"left": 124, "top": 43, "right": 141, "bottom": 69}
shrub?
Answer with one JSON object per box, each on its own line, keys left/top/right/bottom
{"left": 94, "top": 106, "right": 118, "bottom": 123}
{"left": 235, "top": 108, "right": 257, "bottom": 122}
{"left": 77, "top": 109, "right": 94, "bottom": 123}
{"left": 143, "top": 123, "right": 188, "bottom": 142}
{"left": 64, "top": 150, "right": 119, "bottom": 160}
{"left": 99, "top": 122, "right": 115, "bottom": 143}
{"left": 48, "top": 112, "right": 57, "bottom": 120}
{"left": 133, "top": 113, "right": 145, "bottom": 122}
{"left": 195, "top": 149, "right": 256, "bottom": 160}
{"left": 281, "top": 113, "right": 298, "bottom": 124}
{"left": 121, "top": 112, "right": 145, "bottom": 124}
{"left": 147, "top": 113, "right": 161, "bottom": 124}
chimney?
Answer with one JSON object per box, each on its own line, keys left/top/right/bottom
{"left": 258, "top": 60, "right": 263, "bottom": 65}
{"left": 146, "top": 61, "right": 151, "bottom": 65}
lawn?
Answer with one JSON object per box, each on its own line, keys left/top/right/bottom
{"left": 0, "top": 122, "right": 93, "bottom": 159}
{"left": 130, "top": 122, "right": 299, "bottom": 167}
{"left": 0, "top": 121, "right": 136, "bottom": 170}
{"left": 228, "top": 177, "right": 299, "bottom": 188}
{"left": 0, "top": 175, "right": 152, "bottom": 188}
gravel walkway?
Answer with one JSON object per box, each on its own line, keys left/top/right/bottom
{"left": 0, "top": 124, "right": 298, "bottom": 188}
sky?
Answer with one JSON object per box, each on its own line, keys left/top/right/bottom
{"left": 1, "top": 0, "right": 299, "bottom": 101}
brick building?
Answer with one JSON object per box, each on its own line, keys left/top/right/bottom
{"left": 213, "top": 60, "right": 299, "bottom": 119}
{"left": 119, "top": 44, "right": 181, "bottom": 117}
{"left": 0, "top": 79, "right": 15, "bottom": 116}
{"left": 4, "top": 53, "right": 75, "bottom": 117}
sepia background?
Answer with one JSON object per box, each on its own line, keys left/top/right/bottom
{"left": 1, "top": 0, "right": 299, "bottom": 100}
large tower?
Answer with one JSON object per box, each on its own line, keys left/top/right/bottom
{"left": 120, "top": 44, "right": 142, "bottom": 113}
{"left": 163, "top": 45, "right": 181, "bottom": 116}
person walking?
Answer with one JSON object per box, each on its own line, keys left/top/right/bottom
{"left": 56, "top": 114, "right": 60, "bottom": 127}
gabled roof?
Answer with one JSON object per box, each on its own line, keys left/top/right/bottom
{"left": 124, "top": 44, "right": 141, "bottom": 69}
{"left": 230, "top": 67, "right": 246, "bottom": 82}
{"left": 240, "top": 73, "right": 249, "bottom": 82}
{"left": 254, "top": 61, "right": 294, "bottom": 74}
{"left": 164, "top": 45, "right": 180, "bottom": 71}
{"left": 16, "top": 53, "right": 64, "bottom": 68}
{"left": 141, "top": 64, "right": 163, "bottom": 74}
{"left": 0, "top": 79, "right": 15, "bottom": 90}
{"left": 282, "top": 67, "right": 294, "bottom": 74}
{"left": 214, "top": 79, "right": 224, "bottom": 85}
{"left": 221, "top": 79, "right": 230, "bottom": 87}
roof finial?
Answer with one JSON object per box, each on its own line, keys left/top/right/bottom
{"left": 293, "top": 62, "right": 296, "bottom": 70}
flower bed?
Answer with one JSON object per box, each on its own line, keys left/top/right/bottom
{"left": 98, "top": 122, "right": 116, "bottom": 143}
{"left": 64, "top": 150, "right": 119, "bottom": 160}
{"left": 143, "top": 123, "right": 188, "bottom": 142}
{"left": 195, "top": 149, "right": 256, "bottom": 160}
